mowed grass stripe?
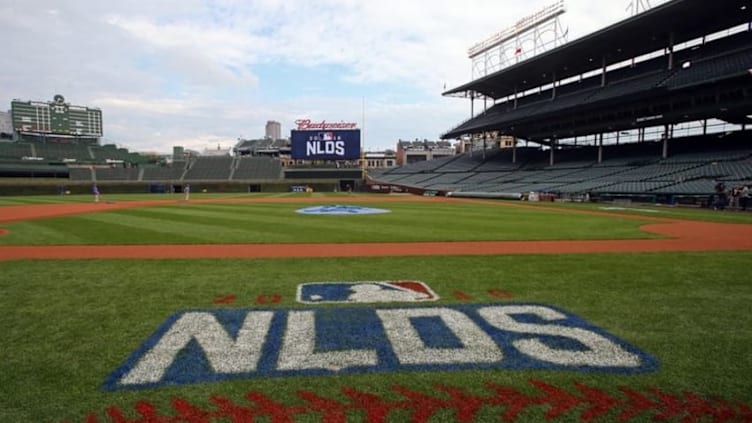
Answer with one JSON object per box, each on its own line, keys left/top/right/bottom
{"left": 0, "top": 200, "right": 659, "bottom": 245}
{"left": 122, "top": 204, "right": 370, "bottom": 243}
{"left": 74, "top": 211, "right": 270, "bottom": 244}
{"left": 0, "top": 197, "right": 83, "bottom": 206}
{"left": 118, "top": 204, "right": 413, "bottom": 243}
{"left": 0, "top": 220, "right": 93, "bottom": 245}
{"left": 177, "top": 201, "right": 660, "bottom": 242}
{"left": 6, "top": 214, "right": 206, "bottom": 245}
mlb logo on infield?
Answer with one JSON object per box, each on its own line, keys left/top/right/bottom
{"left": 298, "top": 281, "right": 439, "bottom": 304}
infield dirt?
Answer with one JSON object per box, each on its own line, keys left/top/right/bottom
{"left": 1, "top": 196, "right": 751, "bottom": 261}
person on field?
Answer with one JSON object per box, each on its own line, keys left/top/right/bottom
{"left": 92, "top": 184, "right": 100, "bottom": 203}
{"left": 730, "top": 185, "right": 741, "bottom": 209}
{"left": 183, "top": 184, "right": 190, "bottom": 201}
{"left": 713, "top": 182, "right": 727, "bottom": 210}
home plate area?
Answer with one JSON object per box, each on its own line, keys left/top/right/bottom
{"left": 70, "top": 281, "right": 750, "bottom": 422}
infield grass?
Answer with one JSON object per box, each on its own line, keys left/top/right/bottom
{"left": 0, "top": 196, "right": 662, "bottom": 245}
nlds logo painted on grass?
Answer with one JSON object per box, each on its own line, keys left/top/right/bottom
{"left": 296, "top": 205, "right": 390, "bottom": 215}
{"left": 103, "top": 303, "right": 658, "bottom": 390}
{"left": 298, "top": 281, "right": 439, "bottom": 303}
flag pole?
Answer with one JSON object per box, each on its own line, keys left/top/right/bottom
{"left": 361, "top": 96, "right": 366, "bottom": 183}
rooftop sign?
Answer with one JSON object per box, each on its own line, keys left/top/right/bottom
{"left": 295, "top": 119, "right": 357, "bottom": 131}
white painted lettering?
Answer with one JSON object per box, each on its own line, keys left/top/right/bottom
{"left": 478, "top": 305, "right": 641, "bottom": 367}
{"left": 277, "top": 311, "right": 378, "bottom": 371}
{"left": 305, "top": 141, "right": 347, "bottom": 156}
{"left": 119, "top": 311, "right": 273, "bottom": 385}
{"left": 376, "top": 307, "right": 503, "bottom": 365}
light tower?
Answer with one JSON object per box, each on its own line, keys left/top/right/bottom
{"left": 468, "top": 0, "right": 568, "bottom": 81}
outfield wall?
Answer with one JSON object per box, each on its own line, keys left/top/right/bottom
{"left": 0, "top": 180, "right": 344, "bottom": 196}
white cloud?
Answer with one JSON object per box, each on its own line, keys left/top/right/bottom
{"left": 94, "top": 96, "right": 203, "bottom": 115}
{"left": 0, "top": 0, "right": 645, "bottom": 154}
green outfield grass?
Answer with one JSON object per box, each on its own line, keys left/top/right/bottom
{"left": 519, "top": 200, "right": 752, "bottom": 224}
{"left": 0, "top": 197, "right": 661, "bottom": 245}
{"left": 1, "top": 253, "right": 751, "bottom": 422}
{"left": 1, "top": 194, "right": 751, "bottom": 422}
{"left": 0, "top": 192, "right": 279, "bottom": 206}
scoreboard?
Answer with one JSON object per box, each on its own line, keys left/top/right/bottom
{"left": 291, "top": 129, "right": 361, "bottom": 160}
{"left": 290, "top": 120, "right": 361, "bottom": 160}
{"left": 11, "top": 94, "right": 102, "bottom": 137}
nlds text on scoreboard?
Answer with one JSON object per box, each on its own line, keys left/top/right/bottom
{"left": 291, "top": 129, "right": 361, "bottom": 160}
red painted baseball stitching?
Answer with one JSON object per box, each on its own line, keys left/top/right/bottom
{"left": 63, "top": 379, "right": 752, "bottom": 422}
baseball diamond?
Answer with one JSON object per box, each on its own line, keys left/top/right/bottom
{"left": 0, "top": 194, "right": 751, "bottom": 423}
{"left": 2, "top": 1, "right": 752, "bottom": 421}
{"left": 1, "top": 196, "right": 752, "bottom": 260}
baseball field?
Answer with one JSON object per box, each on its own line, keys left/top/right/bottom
{"left": 1, "top": 192, "right": 751, "bottom": 422}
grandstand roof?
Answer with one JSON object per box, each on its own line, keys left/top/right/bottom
{"left": 443, "top": 0, "right": 752, "bottom": 100}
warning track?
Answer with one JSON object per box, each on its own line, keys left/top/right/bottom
{"left": 0, "top": 196, "right": 751, "bottom": 261}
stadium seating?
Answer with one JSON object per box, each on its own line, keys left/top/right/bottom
{"left": 422, "top": 172, "right": 477, "bottom": 190}
{"left": 33, "top": 142, "right": 91, "bottom": 162}
{"left": 670, "top": 52, "right": 751, "bottom": 89}
{"left": 445, "top": 30, "right": 752, "bottom": 140}
{"left": 95, "top": 167, "right": 141, "bottom": 181}
{"left": 396, "top": 155, "right": 456, "bottom": 173}
{"left": 231, "top": 157, "right": 283, "bottom": 180}
{"left": 692, "top": 160, "right": 752, "bottom": 180}
{"left": 91, "top": 144, "right": 146, "bottom": 164}
{"left": 0, "top": 161, "right": 69, "bottom": 178}
{"left": 650, "top": 179, "right": 718, "bottom": 194}
{"left": 68, "top": 168, "right": 94, "bottom": 181}
{"left": 141, "top": 165, "right": 186, "bottom": 181}
{"left": 432, "top": 154, "right": 482, "bottom": 172}
{"left": 0, "top": 140, "right": 150, "bottom": 168}
{"left": 369, "top": 131, "right": 752, "bottom": 198}
{"left": 182, "top": 156, "right": 233, "bottom": 180}
{"left": 596, "top": 181, "right": 675, "bottom": 194}
{"left": 0, "top": 142, "right": 33, "bottom": 159}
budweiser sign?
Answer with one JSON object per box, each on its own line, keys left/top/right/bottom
{"left": 295, "top": 119, "right": 357, "bottom": 131}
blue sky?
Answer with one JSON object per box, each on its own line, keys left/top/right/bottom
{"left": 0, "top": 0, "right": 650, "bottom": 154}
